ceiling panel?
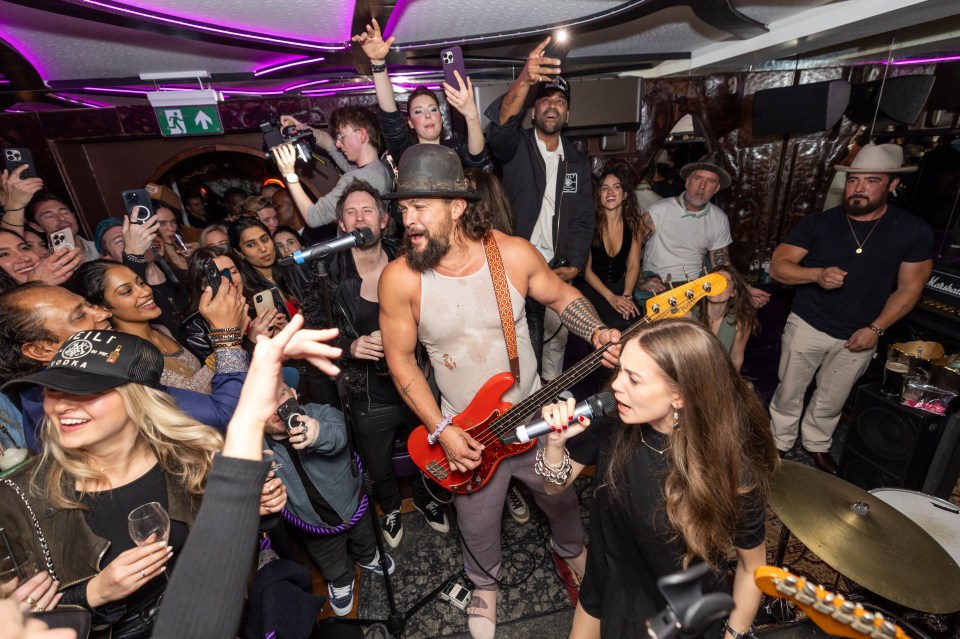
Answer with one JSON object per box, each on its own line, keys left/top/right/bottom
{"left": 0, "top": 1, "right": 285, "bottom": 82}
{"left": 103, "top": 0, "right": 353, "bottom": 42}
{"left": 731, "top": 0, "right": 840, "bottom": 24}
{"left": 386, "top": 0, "right": 625, "bottom": 43}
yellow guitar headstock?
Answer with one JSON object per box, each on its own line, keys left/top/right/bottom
{"left": 644, "top": 272, "right": 728, "bottom": 320}
{"left": 755, "top": 566, "right": 911, "bottom": 639}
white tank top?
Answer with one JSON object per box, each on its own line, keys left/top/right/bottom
{"left": 419, "top": 256, "right": 541, "bottom": 416}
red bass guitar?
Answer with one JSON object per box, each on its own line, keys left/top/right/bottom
{"left": 406, "top": 273, "right": 727, "bottom": 494}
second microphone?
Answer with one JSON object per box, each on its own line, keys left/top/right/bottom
{"left": 500, "top": 392, "right": 616, "bottom": 445}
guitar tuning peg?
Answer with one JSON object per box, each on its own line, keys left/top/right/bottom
{"left": 785, "top": 575, "right": 799, "bottom": 586}
{"left": 802, "top": 581, "right": 817, "bottom": 596}
{"left": 880, "top": 621, "right": 897, "bottom": 637}
{"left": 684, "top": 289, "right": 694, "bottom": 299}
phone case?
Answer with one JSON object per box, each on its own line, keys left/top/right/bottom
{"left": 3, "top": 147, "right": 36, "bottom": 179}
{"left": 253, "top": 290, "right": 275, "bottom": 317}
{"left": 48, "top": 228, "right": 76, "bottom": 251}
{"left": 440, "top": 46, "right": 468, "bottom": 90}
{"left": 121, "top": 189, "right": 155, "bottom": 223}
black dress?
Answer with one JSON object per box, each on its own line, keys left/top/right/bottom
{"left": 567, "top": 417, "right": 766, "bottom": 639}
{"left": 576, "top": 222, "right": 633, "bottom": 330}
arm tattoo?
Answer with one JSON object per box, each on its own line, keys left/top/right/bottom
{"left": 499, "top": 93, "right": 521, "bottom": 121}
{"left": 708, "top": 248, "right": 729, "bottom": 269}
{"left": 559, "top": 297, "right": 605, "bottom": 343}
{"left": 641, "top": 212, "right": 655, "bottom": 243}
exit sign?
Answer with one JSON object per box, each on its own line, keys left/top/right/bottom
{"left": 154, "top": 105, "right": 223, "bottom": 137}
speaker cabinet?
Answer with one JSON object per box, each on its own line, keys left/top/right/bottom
{"left": 840, "top": 383, "right": 956, "bottom": 495}
{"left": 752, "top": 80, "right": 850, "bottom": 136}
{"left": 846, "top": 75, "right": 936, "bottom": 126}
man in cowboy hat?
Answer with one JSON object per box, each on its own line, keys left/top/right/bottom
{"left": 639, "top": 152, "right": 736, "bottom": 289}
{"left": 768, "top": 143, "right": 933, "bottom": 474}
{"left": 483, "top": 36, "right": 594, "bottom": 381}
{"left": 379, "top": 144, "right": 618, "bottom": 639}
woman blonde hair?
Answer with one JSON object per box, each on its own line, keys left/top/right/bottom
{"left": 603, "top": 319, "right": 777, "bottom": 569}
{"left": 32, "top": 383, "right": 222, "bottom": 511}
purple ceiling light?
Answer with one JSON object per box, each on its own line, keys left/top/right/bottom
{"left": 887, "top": 54, "right": 960, "bottom": 66}
{"left": 50, "top": 93, "right": 109, "bottom": 108}
{"left": 254, "top": 57, "right": 327, "bottom": 77}
{"left": 79, "top": 0, "right": 348, "bottom": 51}
{"left": 302, "top": 82, "right": 375, "bottom": 96}
{"left": 82, "top": 86, "right": 151, "bottom": 95}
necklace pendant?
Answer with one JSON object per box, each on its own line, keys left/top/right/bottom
{"left": 855, "top": 248, "right": 863, "bottom": 254}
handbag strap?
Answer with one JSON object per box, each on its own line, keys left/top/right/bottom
{"left": 3, "top": 478, "right": 57, "bottom": 579}
{"left": 481, "top": 233, "right": 520, "bottom": 384}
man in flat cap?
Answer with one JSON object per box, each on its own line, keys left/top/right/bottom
{"left": 768, "top": 143, "right": 933, "bottom": 474}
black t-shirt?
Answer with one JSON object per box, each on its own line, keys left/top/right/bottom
{"left": 82, "top": 463, "right": 188, "bottom": 613}
{"left": 355, "top": 296, "right": 402, "bottom": 405}
{"left": 567, "top": 417, "right": 765, "bottom": 639}
{"left": 783, "top": 205, "right": 933, "bottom": 339}
{"left": 277, "top": 437, "right": 342, "bottom": 524}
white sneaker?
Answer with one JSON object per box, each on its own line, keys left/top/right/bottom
{"left": 382, "top": 509, "right": 403, "bottom": 548}
{"left": 327, "top": 580, "right": 355, "bottom": 616}
{"left": 505, "top": 484, "right": 530, "bottom": 524}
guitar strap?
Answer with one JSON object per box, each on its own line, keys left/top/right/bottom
{"left": 481, "top": 232, "right": 521, "bottom": 384}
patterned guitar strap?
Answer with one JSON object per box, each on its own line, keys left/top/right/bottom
{"left": 481, "top": 233, "right": 521, "bottom": 385}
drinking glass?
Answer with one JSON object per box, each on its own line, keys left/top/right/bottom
{"left": 128, "top": 502, "right": 170, "bottom": 547}
{"left": 0, "top": 551, "right": 38, "bottom": 597}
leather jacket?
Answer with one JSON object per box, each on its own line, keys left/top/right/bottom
{"left": 0, "top": 459, "right": 198, "bottom": 612}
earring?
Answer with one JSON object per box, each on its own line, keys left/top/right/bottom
{"left": 672, "top": 408, "right": 680, "bottom": 430}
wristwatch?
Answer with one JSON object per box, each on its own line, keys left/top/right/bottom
{"left": 867, "top": 324, "right": 885, "bottom": 337}
{"left": 285, "top": 173, "right": 299, "bottom": 184}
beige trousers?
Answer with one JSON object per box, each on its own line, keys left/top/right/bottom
{"left": 769, "top": 313, "right": 875, "bottom": 453}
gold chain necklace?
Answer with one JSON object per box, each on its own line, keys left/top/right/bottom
{"left": 640, "top": 428, "right": 667, "bottom": 455}
{"left": 93, "top": 444, "right": 143, "bottom": 473}
{"left": 845, "top": 214, "right": 883, "bottom": 254}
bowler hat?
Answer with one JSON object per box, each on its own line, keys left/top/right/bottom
{"left": 679, "top": 153, "right": 732, "bottom": 190}
{"left": 3, "top": 330, "right": 164, "bottom": 395}
{"left": 834, "top": 143, "right": 917, "bottom": 174}
{"left": 382, "top": 145, "right": 479, "bottom": 201}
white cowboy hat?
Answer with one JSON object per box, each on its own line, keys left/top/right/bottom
{"left": 834, "top": 143, "right": 918, "bottom": 174}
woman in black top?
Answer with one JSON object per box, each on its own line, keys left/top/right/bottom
{"left": 538, "top": 319, "right": 778, "bottom": 639}
{"left": 576, "top": 168, "right": 643, "bottom": 330}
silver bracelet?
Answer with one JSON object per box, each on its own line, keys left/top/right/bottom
{"left": 534, "top": 447, "right": 571, "bottom": 485}
{"left": 427, "top": 415, "right": 453, "bottom": 445}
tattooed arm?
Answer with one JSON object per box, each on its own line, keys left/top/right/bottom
{"left": 498, "top": 36, "right": 559, "bottom": 125}
{"left": 707, "top": 245, "right": 730, "bottom": 270}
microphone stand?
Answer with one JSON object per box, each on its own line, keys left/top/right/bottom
{"left": 304, "top": 255, "right": 445, "bottom": 638}
{"left": 646, "top": 563, "right": 734, "bottom": 639}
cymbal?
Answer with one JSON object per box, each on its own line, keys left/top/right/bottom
{"left": 769, "top": 460, "right": 960, "bottom": 613}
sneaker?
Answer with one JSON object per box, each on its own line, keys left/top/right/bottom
{"left": 327, "top": 580, "right": 355, "bottom": 617}
{"left": 382, "top": 509, "right": 403, "bottom": 548}
{"left": 505, "top": 484, "right": 530, "bottom": 524}
{"left": 414, "top": 500, "right": 450, "bottom": 533}
{"left": 359, "top": 549, "right": 396, "bottom": 576}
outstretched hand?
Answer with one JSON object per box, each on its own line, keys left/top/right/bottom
{"left": 352, "top": 18, "right": 394, "bottom": 64}
{"left": 521, "top": 36, "right": 562, "bottom": 87}
{"left": 223, "top": 314, "right": 341, "bottom": 461}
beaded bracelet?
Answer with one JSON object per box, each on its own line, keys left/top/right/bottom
{"left": 534, "top": 447, "right": 572, "bottom": 485}
{"left": 427, "top": 415, "right": 453, "bottom": 445}
{"left": 209, "top": 326, "right": 241, "bottom": 334}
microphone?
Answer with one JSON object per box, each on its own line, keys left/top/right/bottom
{"left": 500, "top": 392, "right": 617, "bottom": 445}
{"left": 278, "top": 227, "right": 375, "bottom": 266}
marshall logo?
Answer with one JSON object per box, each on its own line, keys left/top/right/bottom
{"left": 562, "top": 173, "right": 577, "bottom": 193}
{"left": 926, "top": 274, "right": 960, "bottom": 301}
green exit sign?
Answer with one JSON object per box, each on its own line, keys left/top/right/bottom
{"left": 154, "top": 105, "right": 223, "bottom": 137}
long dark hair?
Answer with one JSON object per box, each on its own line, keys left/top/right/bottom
{"left": 603, "top": 319, "right": 778, "bottom": 569}
{"left": 593, "top": 167, "right": 644, "bottom": 249}
{"left": 0, "top": 230, "right": 29, "bottom": 292}
{"left": 464, "top": 169, "right": 512, "bottom": 235}
{"left": 66, "top": 259, "right": 118, "bottom": 308}
{"left": 227, "top": 218, "right": 292, "bottom": 304}
{"left": 695, "top": 264, "right": 760, "bottom": 337}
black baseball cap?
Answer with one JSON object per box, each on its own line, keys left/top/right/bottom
{"left": 3, "top": 330, "right": 164, "bottom": 394}
{"left": 534, "top": 76, "right": 570, "bottom": 104}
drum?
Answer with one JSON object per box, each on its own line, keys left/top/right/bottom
{"left": 869, "top": 488, "right": 960, "bottom": 565}
{"left": 756, "top": 620, "right": 832, "bottom": 639}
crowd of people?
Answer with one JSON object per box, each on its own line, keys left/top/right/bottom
{"left": 0, "top": 19, "right": 935, "bottom": 639}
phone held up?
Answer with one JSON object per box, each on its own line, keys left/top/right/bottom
{"left": 3, "top": 148, "right": 37, "bottom": 179}
{"left": 48, "top": 227, "right": 76, "bottom": 251}
{"left": 202, "top": 259, "right": 231, "bottom": 297}
{"left": 121, "top": 189, "right": 155, "bottom": 224}
{"left": 276, "top": 397, "right": 304, "bottom": 434}
{"left": 440, "top": 46, "right": 468, "bottom": 90}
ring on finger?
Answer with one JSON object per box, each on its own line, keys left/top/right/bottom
{"left": 33, "top": 604, "right": 44, "bottom": 612}
{"left": 140, "top": 569, "right": 147, "bottom": 579}
{"left": 25, "top": 596, "right": 36, "bottom": 607}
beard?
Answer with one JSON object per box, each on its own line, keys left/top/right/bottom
{"left": 534, "top": 109, "right": 565, "bottom": 136}
{"left": 403, "top": 214, "right": 453, "bottom": 272}
{"left": 842, "top": 193, "right": 885, "bottom": 217}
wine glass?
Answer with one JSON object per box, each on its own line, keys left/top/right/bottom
{"left": 128, "top": 502, "right": 170, "bottom": 547}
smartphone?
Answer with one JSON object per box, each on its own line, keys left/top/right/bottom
{"left": 121, "top": 189, "right": 155, "bottom": 224}
{"left": 440, "top": 46, "right": 468, "bottom": 90}
{"left": 3, "top": 148, "right": 36, "bottom": 179}
{"left": 253, "top": 289, "right": 278, "bottom": 318}
{"left": 544, "top": 34, "right": 570, "bottom": 67}
{"left": 201, "top": 259, "right": 228, "bottom": 296}
{"left": 173, "top": 233, "right": 188, "bottom": 252}
{"left": 48, "top": 228, "right": 76, "bottom": 251}
{"left": 276, "top": 397, "right": 304, "bottom": 433}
